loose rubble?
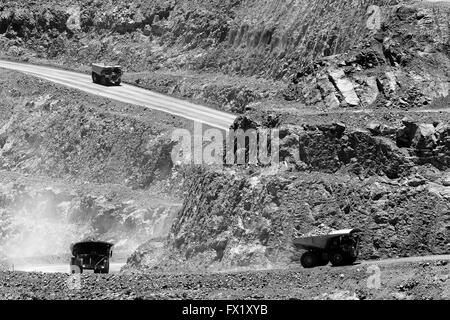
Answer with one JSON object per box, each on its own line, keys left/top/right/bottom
{"left": 1, "top": 259, "right": 449, "bottom": 300}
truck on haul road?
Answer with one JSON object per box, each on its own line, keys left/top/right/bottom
{"left": 70, "top": 241, "right": 114, "bottom": 274}
{"left": 91, "top": 63, "right": 122, "bottom": 86}
{"left": 293, "top": 228, "right": 361, "bottom": 268}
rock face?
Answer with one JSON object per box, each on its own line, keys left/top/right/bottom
{"left": 0, "top": 71, "right": 184, "bottom": 264}
{"left": 126, "top": 118, "right": 450, "bottom": 272}
{"left": 231, "top": 116, "right": 450, "bottom": 178}
{"left": 0, "top": 177, "right": 180, "bottom": 260}
{"left": 284, "top": 2, "right": 450, "bottom": 109}
{"left": 1, "top": 0, "right": 450, "bottom": 275}
{"left": 328, "top": 69, "right": 360, "bottom": 107}
{"left": 397, "top": 122, "right": 436, "bottom": 149}
{"left": 0, "top": 1, "right": 449, "bottom": 113}
{"left": 286, "top": 125, "right": 412, "bottom": 179}
{"left": 0, "top": 0, "right": 399, "bottom": 79}
{"left": 128, "top": 166, "right": 449, "bottom": 272}
{"left": 395, "top": 119, "right": 450, "bottom": 169}
{"left": 0, "top": 73, "right": 178, "bottom": 189}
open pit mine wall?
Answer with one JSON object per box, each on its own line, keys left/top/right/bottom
{"left": 2, "top": 0, "right": 449, "bottom": 111}
{"left": 283, "top": 0, "right": 450, "bottom": 109}
{"left": 0, "top": 73, "right": 182, "bottom": 261}
{"left": 1, "top": 0, "right": 435, "bottom": 80}
{"left": 0, "top": 85, "right": 176, "bottom": 189}
{"left": 221, "top": 0, "right": 398, "bottom": 79}
{"left": 0, "top": 183, "right": 179, "bottom": 260}
{"left": 152, "top": 165, "right": 450, "bottom": 272}
{"left": 146, "top": 121, "right": 450, "bottom": 272}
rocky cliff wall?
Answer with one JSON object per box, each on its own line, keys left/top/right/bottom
{"left": 126, "top": 118, "right": 450, "bottom": 271}
{"left": 127, "top": 165, "right": 450, "bottom": 272}
{"left": 0, "top": 71, "right": 182, "bottom": 189}
{"left": 1, "top": 1, "right": 448, "bottom": 110}
{"left": 0, "top": 0, "right": 423, "bottom": 80}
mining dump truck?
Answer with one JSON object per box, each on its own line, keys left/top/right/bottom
{"left": 91, "top": 63, "right": 122, "bottom": 86}
{"left": 70, "top": 241, "right": 113, "bottom": 274}
{"left": 293, "top": 228, "right": 361, "bottom": 268}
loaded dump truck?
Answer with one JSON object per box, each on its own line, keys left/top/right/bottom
{"left": 70, "top": 241, "right": 114, "bottom": 274}
{"left": 91, "top": 63, "right": 122, "bottom": 86}
{"left": 293, "top": 228, "right": 361, "bottom": 268}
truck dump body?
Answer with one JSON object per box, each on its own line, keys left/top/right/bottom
{"left": 70, "top": 241, "right": 113, "bottom": 274}
{"left": 293, "top": 236, "right": 330, "bottom": 250}
{"left": 293, "top": 228, "right": 361, "bottom": 268}
{"left": 293, "top": 229, "right": 360, "bottom": 250}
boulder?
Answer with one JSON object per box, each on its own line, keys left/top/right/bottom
{"left": 442, "top": 173, "right": 450, "bottom": 186}
{"left": 396, "top": 119, "right": 418, "bottom": 147}
{"left": 367, "top": 122, "right": 397, "bottom": 136}
{"left": 333, "top": 122, "right": 346, "bottom": 135}
{"left": 401, "top": 116, "right": 415, "bottom": 127}
{"left": 396, "top": 119, "right": 437, "bottom": 149}
{"left": 407, "top": 177, "right": 427, "bottom": 187}
{"left": 367, "top": 122, "right": 382, "bottom": 135}
{"left": 230, "top": 115, "right": 259, "bottom": 131}
{"left": 317, "top": 122, "right": 346, "bottom": 136}
{"left": 328, "top": 69, "right": 360, "bottom": 107}
{"left": 380, "top": 124, "right": 397, "bottom": 135}
{"left": 435, "top": 122, "right": 449, "bottom": 137}
{"left": 412, "top": 124, "right": 436, "bottom": 149}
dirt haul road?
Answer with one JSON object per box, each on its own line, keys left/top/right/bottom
{"left": 0, "top": 60, "right": 236, "bottom": 131}
{"left": 7, "top": 254, "right": 450, "bottom": 273}
{"left": 12, "top": 262, "right": 126, "bottom": 274}
{"left": 1, "top": 256, "right": 449, "bottom": 300}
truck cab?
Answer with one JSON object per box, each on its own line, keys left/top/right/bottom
{"left": 91, "top": 63, "right": 122, "bottom": 86}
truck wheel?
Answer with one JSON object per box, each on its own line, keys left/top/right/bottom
{"left": 115, "top": 79, "right": 121, "bottom": 86}
{"left": 330, "top": 252, "right": 345, "bottom": 266}
{"left": 346, "top": 256, "right": 357, "bottom": 264}
{"left": 300, "top": 252, "right": 318, "bottom": 268}
{"left": 100, "top": 76, "right": 106, "bottom": 85}
{"left": 70, "top": 264, "right": 82, "bottom": 274}
{"left": 318, "top": 256, "right": 329, "bottom": 266}
{"left": 92, "top": 72, "right": 98, "bottom": 83}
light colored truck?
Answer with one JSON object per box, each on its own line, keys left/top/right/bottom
{"left": 91, "top": 63, "right": 122, "bottom": 86}
{"left": 293, "top": 228, "right": 361, "bottom": 268}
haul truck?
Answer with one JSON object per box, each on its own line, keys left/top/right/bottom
{"left": 91, "top": 63, "right": 122, "bottom": 86}
{"left": 70, "top": 241, "right": 113, "bottom": 274}
{"left": 293, "top": 228, "right": 361, "bottom": 268}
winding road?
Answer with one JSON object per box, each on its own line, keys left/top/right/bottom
{"left": 0, "top": 60, "right": 237, "bottom": 131}
{"left": 1, "top": 60, "right": 448, "bottom": 131}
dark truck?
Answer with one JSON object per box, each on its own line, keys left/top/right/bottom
{"left": 91, "top": 63, "right": 122, "bottom": 86}
{"left": 70, "top": 241, "right": 113, "bottom": 274}
{"left": 293, "top": 228, "right": 361, "bottom": 268}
